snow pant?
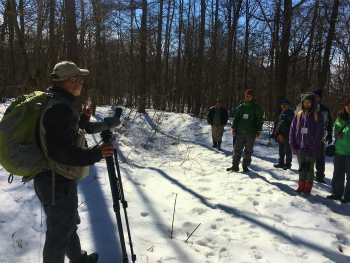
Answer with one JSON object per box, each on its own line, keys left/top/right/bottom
{"left": 211, "top": 125, "right": 224, "bottom": 143}
{"left": 297, "top": 155, "right": 316, "bottom": 183}
{"left": 232, "top": 133, "right": 256, "bottom": 167}
{"left": 34, "top": 172, "right": 88, "bottom": 263}
{"left": 315, "top": 142, "right": 325, "bottom": 179}
{"left": 331, "top": 154, "right": 350, "bottom": 201}
{"left": 278, "top": 135, "right": 292, "bottom": 165}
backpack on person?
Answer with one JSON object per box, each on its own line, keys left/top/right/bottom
{"left": 0, "top": 91, "right": 52, "bottom": 182}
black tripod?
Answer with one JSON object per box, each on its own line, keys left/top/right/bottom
{"left": 101, "top": 129, "right": 136, "bottom": 263}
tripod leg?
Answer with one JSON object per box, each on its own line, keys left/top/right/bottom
{"left": 114, "top": 149, "right": 137, "bottom": 263}
{"left": 105, "top": 155, "right": 129, "bottom": 263}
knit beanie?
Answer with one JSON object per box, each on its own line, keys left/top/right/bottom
{"left": 280, "top": 100, "right": 291, "bottom": 105}
{"left": 302, "top": 93, "right": 314, "bottom": 102}
{"left": 344, "top": 97, "right": 350, "bottom": 107}
{"left": 312, "top": 89, "right": 322, "bottom": 98}
{"left": 245, "top": 89, "right": 255, "bottom": 97}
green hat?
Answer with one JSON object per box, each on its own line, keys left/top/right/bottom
{"left": 302, "top": 93, "right": 314, "bottom": 102}
{"left": 51, "top": 61, "right": 89, "bottom": 81}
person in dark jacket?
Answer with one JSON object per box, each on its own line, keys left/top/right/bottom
{"left": 274, "top": 100, "right": 295, "bottom": 170}
{"left": 289, "top": 93, "right": 324, "bottom": 195}
{"left": 327, "top": 98, "right": 350, "bottom": 202}
{"left": 226, "top": 89, "right": 264, "bottom": 172}
{"left": 34, "top": 61, "right": 114, "bottom": 263}
{"left": 312, "top": 89, "right": 333, "bottom": 184}
{"left": 207, "top": 99, "right": 229, "bottom": 150}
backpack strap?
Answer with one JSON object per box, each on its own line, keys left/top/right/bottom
{"left": 297, "top": 110, "right": 318, "bottom": 122}
{"left": 297, "top": 111, "right": 302, "bottom": 121}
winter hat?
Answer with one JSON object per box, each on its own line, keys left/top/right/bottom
{"left": 51, "top": 61, "right": 89, "bottom": 81}
{"left": 302, "top": 93, "right": 314, "bottom": 102}
{"left": 280, "top": 100, "right": 291, "bottom": 105}
{"left": 312, "top": 89, "right": 322, "bottom": 98}
{"left": 245, "top": 89, "right": 255, "bottom": 97}
{"left": 344, "top": 97, "right": 350, "bottom": 107}
{"left": 216, "top": 98, "right": 223, "bottom": 104}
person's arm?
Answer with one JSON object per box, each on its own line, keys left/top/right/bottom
{"left": 289, "top": 115, "right": 298, "bottom": 148}
{"left": 43, "top": 103, "right": 102, "bottom": 166}
{"left": 310, "top": 112, "right": 325, "bottom": 150}
{"left": 256, "top": 105, "right": 264, "bottom": 132}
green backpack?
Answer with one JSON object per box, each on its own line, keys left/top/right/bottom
{"left": 0, "top": 91, "right": 51, "bottom": 181}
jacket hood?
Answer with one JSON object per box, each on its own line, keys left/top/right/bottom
{"left": 301, "top": 93, "right": 317, "bottom": 113}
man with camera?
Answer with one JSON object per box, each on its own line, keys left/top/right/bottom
{"left": 34, "top": 61, "right": 114, "bottom": 263}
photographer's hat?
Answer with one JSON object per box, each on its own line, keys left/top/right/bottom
{"left": 51, "top": 61, "right": 89, "bottom": 81}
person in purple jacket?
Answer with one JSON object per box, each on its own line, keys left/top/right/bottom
{"left": 289, "top": 93, "right": 324, "bottom": 195}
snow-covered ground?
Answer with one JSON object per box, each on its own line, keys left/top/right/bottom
{"left": 1, "top": 102, "right": 350, "bottom": 263}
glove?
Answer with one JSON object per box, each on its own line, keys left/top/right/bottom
{"left": 278, "top": 135, "right": 285, "bottom": 143}
{"left": 326, "top": 133, "right": 333, "bottom": 144}
{"left": 232, "top": 129, "right": 236, "bottom": 137}
{"left": 255, "top": 131, "right": 261, "bottom": 139}
{"left": 292, "top": 146, "right": 299, "bottom": 151}
{"left": 307, "top": 147, "right": 315, "bottom": 153}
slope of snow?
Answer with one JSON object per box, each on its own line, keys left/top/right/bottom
{"left": 1, "top": 103, "right": 350, "bottom": 263}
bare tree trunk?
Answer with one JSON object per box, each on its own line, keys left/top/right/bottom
{"left": 193, "top": 0, "right": 206, "bottom": 116}
{"left": 318, "top": 0, "right": 339, "bottom": 90}
{"left": 154, "top": 0, "right": 164, "bottom": 110}
{"left": 64, "top": 0, "right": 78, "bottom": 62}
{"left": 138, "top": 0, "right": 148, "bottom": 113}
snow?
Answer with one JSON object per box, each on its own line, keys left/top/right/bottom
{"left": 1, "top": 102, "right": 350, "bottom": 263}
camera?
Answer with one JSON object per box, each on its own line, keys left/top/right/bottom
{"left": 85, "top": 107, "right": 122, "bottom": 134}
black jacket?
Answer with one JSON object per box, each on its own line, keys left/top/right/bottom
{"left": 207, "top": 106, "right": 229, "bottom": 126}
{"left": 276, "top": 108, "right": 295, "bottom": 137}
{"left": 37, "top": 85, "right": 102, "bottom": 168}
{"left": 319, "top": 103, "right": 333, "bottom": 136}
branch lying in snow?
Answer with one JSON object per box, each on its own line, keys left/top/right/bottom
{"left": 171, "top": 193, "right": 178, "bottom": 239}
{"left": 185, "top": 223, "right": 201, "bottom": 243}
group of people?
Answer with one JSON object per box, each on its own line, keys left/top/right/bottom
{"left": 207, "top": 89, "right": 350, "bottom": 199}
{"left": 7, "top": 60, "right": 350, "bottom": 263}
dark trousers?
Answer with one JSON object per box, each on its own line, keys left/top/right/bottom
{"left": 331, "top": 154, "right": 350, "bottom": 201}
{"left": 315, "top": 142, "right": 325, "bottom": 179}
{"left": 278, "top": 136, "right": 292, "bottom": 165}
{"left": 232, "top": 133, "right": 256, "bottom": 167}
{"left": 34, "top": 173, "right": 87, "bottom": 263}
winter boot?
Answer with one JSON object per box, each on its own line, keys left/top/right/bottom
{"left": 274, "top": 163, "right": 284, "bottom": 168}
{"left": 327, "top": 194, "right": 342, "bottom": 200}
{"left": 242, "top": 164, "right": 250, "bottom": 172}
{"left": 283, "top": 164, "right": 291, "bottom": 170}
{"left": 217, "top": 142, "right": 222, "bottom": 150}
{"left": 70, "top": 253, "right": 99, "bottom": 263}
{"left": 294, "top": 181, "right": 306, "bottom": 194}
{"left": 212, "top": 142, "right": 218, "bottom": 148}
{"left": 226, "top": 165, "right": 239, "bottom": 172}
{"left": 302, "top": 182, "right": 313, "bottom": 195}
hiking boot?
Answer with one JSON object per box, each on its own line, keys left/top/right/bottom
{"left": 341, "top": 199, "right": 350, "bottom": 204}
{"left": 70, "top": 253, "right": 99, "bottom": 263}
{"left": 212, "top": 142, "right": 218, "bottom": 148}
{"left": 227, "top": 165, "right": 239, "bottom": 172}
{"left": 242, "top": 165, "right": 250, "bottom": 172}
{"left": 274, "top": 163, "right": 284, "bottom": 168}
{"left": 87, "top": 253, "right": 99, "bottom": 263}
{"left": 315, "top": 177, "right": 326, "bottom": 184}
{"left": 326, "top": 194, "right": 342, "bottom": 200}
{"left": 283, "top": 164, "right": 291, "bottom": 170}
{"left": 217, "top": 142, "right": 222, "bottom": 150}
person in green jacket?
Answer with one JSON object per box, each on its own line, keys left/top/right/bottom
{"left": 327, "top": 97, "right": 350, "bottom": 203}
{"left": 227, "top": 89, "right": 264, "bottom": 172}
